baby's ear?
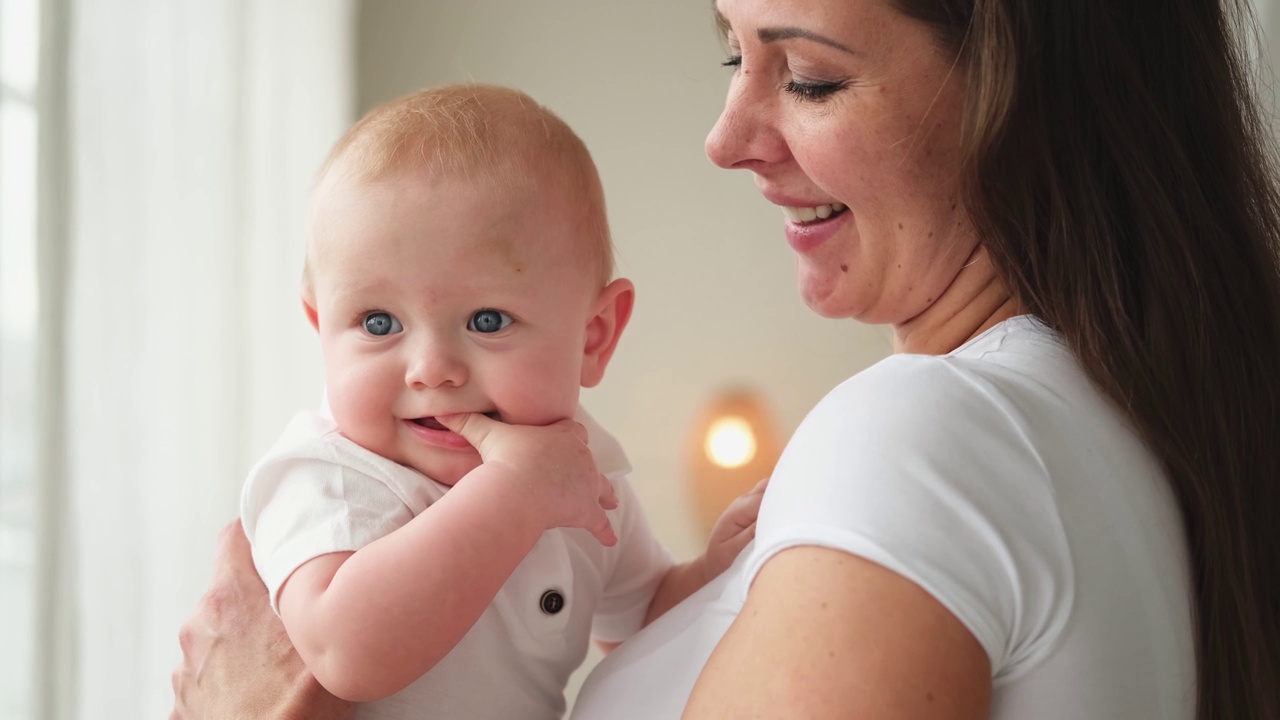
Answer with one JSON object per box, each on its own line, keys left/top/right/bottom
{"left": 301, "top": 286, "right": 320, "bottom": 331}
{"left": 581, "top": 278, "right": 635, "bottom": 388}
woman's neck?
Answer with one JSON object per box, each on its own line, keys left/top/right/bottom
{"left": 892, "top": 247, "right": 1026, "bottom": 355}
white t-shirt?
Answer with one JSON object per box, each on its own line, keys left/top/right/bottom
{"left": 241, "top": 407, "right": 672, "bottom": 720}
{"left": 572, "top": 316, "right": 1195, "bottom": 720}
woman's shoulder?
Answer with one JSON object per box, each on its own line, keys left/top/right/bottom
{"left": 815, "top": 315, "right": 1080, "bottom": 436}
{"left": 780, "top": 346, "right": 1056, "bottom": 511}
{"left": 753, "top": 319, "right": 1080, "bottom": 677}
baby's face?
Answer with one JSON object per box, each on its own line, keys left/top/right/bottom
{"left": 307, "top": 170, "right": 603, "bottom": 485}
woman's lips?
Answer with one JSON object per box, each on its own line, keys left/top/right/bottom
{"left": 785, "top": 206, "right": 851, "bottom": 254}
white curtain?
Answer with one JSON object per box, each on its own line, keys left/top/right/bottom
{"left": 62, "top": 1, "right": 353, "bottom": 717}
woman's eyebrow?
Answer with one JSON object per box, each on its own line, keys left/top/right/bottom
{"left": 710, "top": 3, "right": 856, "bottom": 56}
{"left": 713, "top": 5, "right": 731, "bottom": 40}
{"left": 757, "top": 26, "right": 857, "bottom": 55}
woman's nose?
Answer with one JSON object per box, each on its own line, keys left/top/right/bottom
{"left": 705, "top": 74, "right": 785, "bottom": 170}
{"left": 404, "top": 344, "right": 468, "bottom": 389}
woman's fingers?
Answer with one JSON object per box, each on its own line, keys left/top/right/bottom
{"left": 171, "top": 519, "right": 354, "bottom": 720}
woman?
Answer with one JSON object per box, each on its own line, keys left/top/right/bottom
{"left": 171, "top": 0, "right": 1280, "bottom": 717}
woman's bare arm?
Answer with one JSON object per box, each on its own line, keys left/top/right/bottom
{"left": 169, "top": 520, "right": 354, "bottom": 720}
{"left": 681, "top": 546, "right": 992, "bottom": 719}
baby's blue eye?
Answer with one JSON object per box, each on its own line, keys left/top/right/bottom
{"left": 467, "top": 309, "right": 513, "bottom": 334}
{"left": 363, "top": 312, "right": 403, "bottom": 336}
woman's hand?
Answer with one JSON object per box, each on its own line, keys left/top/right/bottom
{"left": 170, "top": 520, "right": 355, "bottom": 720}
{"left": 438, "top": 413, "right": 619, "bottom": 546}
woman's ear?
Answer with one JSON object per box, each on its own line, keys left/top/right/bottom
{"left": 301, "top": 286, "right": 320, "bottom": 331}
{"left": 581, "top": 278, "right": 635, "bottom": 388}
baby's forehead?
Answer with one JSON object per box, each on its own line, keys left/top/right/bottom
{"left": 311, "top": 169, "right": 605, "bottom": 275}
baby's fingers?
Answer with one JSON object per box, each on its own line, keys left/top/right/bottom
{"left": 722, "top": 487, "right": 765, "bottom": 531}
{"left": 589, "top": 509, "right": 618, "bottom": 547}
{"left": 435, "top": 412, "right": 500, "bottom": 454}
{"left": 598, "top": 474, "right": 619, "bottom": 511}
{"left": 721, "top": 520, "right": 757, "bottom": 561}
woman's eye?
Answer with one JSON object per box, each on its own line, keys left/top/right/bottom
{"left": 722, "top": 54, "right": 742, "bottom": 68}
{"left": 784, "top": 79, "right": 845, "bottom": 101}
{"left": 467, "top": 309, "right": 513, "bottom": 334}
{"left": 362, "top": 312, "right": 403, "bottom": 336}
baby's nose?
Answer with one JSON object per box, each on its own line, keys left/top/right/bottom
{"left": 404, "top": 346, "right": 468, "bottom": 389}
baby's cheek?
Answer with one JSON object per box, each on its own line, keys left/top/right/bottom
{"left": 327, "top": 361, "right": 395, "bottom": 450}
{"left": 495, "top": 367, "right": 581, "bottom": 425}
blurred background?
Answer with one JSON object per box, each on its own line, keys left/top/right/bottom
{"left": 0, "top": 1, "right": 1277, "bottom": 718}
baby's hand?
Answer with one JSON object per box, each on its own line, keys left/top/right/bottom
{"left": 704, "top": 477, "right": 768, "bottom": 578}
{"left": 437, "top": 412, "right": 619, "bottom": 546}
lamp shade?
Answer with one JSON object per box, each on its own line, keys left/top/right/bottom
{"left": 686, "top": 387, "right": 782, "bottom": 536}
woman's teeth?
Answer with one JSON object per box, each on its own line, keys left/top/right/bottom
{"left": 782, "top": 202, "right": 846, "bottom": 223}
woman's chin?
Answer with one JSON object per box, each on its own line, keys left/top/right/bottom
{"left": 798, "top": 270, "right": 865, "bottom": 320}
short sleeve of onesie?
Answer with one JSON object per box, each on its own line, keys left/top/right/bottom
{"left": 590, "top": 473, "right": 673, "bottom": 642}
{"left": 573, "top": 408, "right": 674, "bottom": 642}
{"left": 240, "top": 412, "right": 440, "bottom": 611}
{"left": 743, "top": 354, "right": 1074, "bottom": 678}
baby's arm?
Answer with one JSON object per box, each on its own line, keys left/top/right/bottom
{"left": 274, "top": 416, "right": 616, "bottom": 703}
{"left": 278, "top": 468, "right": 544, "bottom": 702}
{"left": 644, "top": 478, "right": 768, "bottom": 624}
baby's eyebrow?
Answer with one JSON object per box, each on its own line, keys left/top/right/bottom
{"left": 326, "top": 280, "right": 389, "bottom": 305}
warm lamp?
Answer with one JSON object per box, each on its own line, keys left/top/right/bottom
{"left": 687, "top": 388, "right": 781, "bottom": 536}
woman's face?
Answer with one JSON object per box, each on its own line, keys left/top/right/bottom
{"left": 706, "top": 0, "right": 975, "bottom": 324}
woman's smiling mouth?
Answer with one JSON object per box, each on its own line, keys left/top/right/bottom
{"left": 781, "top": 202, "right": 847, "bottom": 224}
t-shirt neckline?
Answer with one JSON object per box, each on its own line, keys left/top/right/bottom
{"left": 945, "top": 313, "right": 1041, "bottom": 358}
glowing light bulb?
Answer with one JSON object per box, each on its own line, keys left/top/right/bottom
{"left": 705, "top": 416, "right": 757, "bottom": 469}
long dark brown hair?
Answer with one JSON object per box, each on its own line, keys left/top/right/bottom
{"left": 893, "top": 0, "right": 1280, "bottom": 716}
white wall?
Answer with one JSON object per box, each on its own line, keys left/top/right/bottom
{"left": 355, "top": 0, "right": 892, "bottom": 561}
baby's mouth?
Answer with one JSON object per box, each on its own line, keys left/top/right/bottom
{"left": 409, "top": 411, "right": 500, "bottom": 430}
{"left": 410, "top": 417, "right": 448, "bottom": 431}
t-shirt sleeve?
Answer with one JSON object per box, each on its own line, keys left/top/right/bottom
{"left": 742, "top": 354, "right": 1073, "bottom": 678}
{"left": 239, "top": 416, "right": 425, "bottom": 613}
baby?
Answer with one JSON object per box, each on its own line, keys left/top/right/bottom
{"left": 239, "top": 84, "right": 759, "bottom": 719}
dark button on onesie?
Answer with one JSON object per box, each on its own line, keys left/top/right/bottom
{"left": 540, "top": 589, "right": 565, "bottom": 615}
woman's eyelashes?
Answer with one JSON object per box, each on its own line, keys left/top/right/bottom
{"left": 720, "top": 54, "right": 847, "bottom": 102}
{"left": 362, "top": 311, "right": 403, "bottom": 337}
{"left": 467, "top": 309, "right": 514, "bottom": 334}
{"left": 784, "top": 78, "right": 846, "bottom": 101}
